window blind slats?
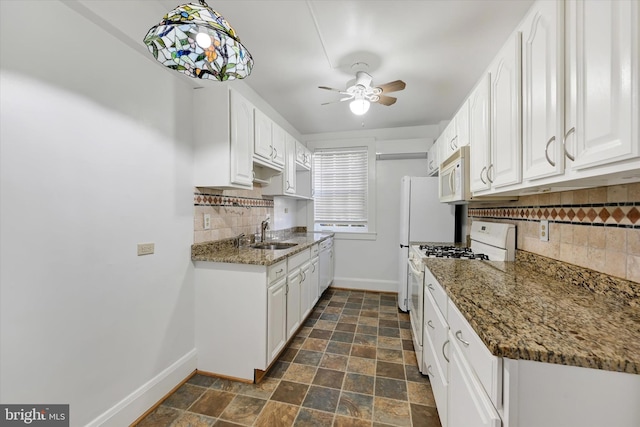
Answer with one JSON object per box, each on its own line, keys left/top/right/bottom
{"left": 313, "top": 147, "right": 368, "bottom": 223}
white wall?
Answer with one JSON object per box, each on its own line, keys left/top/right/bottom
{"left": 0, "top": 2, "right": 195, "bottom": 426}
{"left": 303, "top": 128, "right": 442, "bottom": 292}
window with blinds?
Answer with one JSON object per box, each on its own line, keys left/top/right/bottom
{"left": 313, "top": 147, "right": 369, "bottom": 232}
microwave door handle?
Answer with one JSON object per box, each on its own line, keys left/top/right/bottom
{"left": 449, "top": 168, "right": 455, "bottom": 193}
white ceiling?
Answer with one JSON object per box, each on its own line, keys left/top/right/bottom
{"left": 80, "top": 0, "right": 535, "bottom": 135}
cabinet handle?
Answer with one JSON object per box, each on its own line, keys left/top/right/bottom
{"left": 544, "top": 136, "right": 556, "bottom": 167}
{"left": 286, "top": 283, "right": 289, "bottom": 295}
{"left": 480, "top": 166, "right": 487, "bottom": 184}
{"left": 270, "top": 145, "right": 274, "bottom": 157}
{"left": 427, "top": 283, "right": 435, "bottom": 292}
{"left": 427, "top": 320, "right": 435, "bottom": 329}
{"left": 286, "top": 180, "right": 291, "bottom": 190}
{"left": 273, "top": 147, "right": 278, "bottom": 159}
{"left": 563, "top": 127, "right": 576, "bottom": 161}
{"left": 455, "top": 330, "right": 470, "bottom": 347}
{"left": 427, "top": 365, "right": 434, "bottom": 376}
{"left": 486, "top": 164, "right": 494, "bottom": 183}
{"left": 442, "top": 339, "right": 450, "bottom": 363}
{"left": 451, "top": 135, "right": 458, "bottom": 150}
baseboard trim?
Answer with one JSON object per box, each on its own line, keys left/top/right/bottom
{"left": 86, "top": 349, "right": 197, "bottom": 427}
{"left": 331, "top": 277, "right": 397, "bottom": 293}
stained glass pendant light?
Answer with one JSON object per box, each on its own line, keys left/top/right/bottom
{"left": 143, "top": 0, "right": 253, "bottom": 81}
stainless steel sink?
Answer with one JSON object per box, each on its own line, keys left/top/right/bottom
{"left": 250, "top": 242, "right": 298, "bottom": 250}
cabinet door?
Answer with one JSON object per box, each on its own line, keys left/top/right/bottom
{"left": 456, "top": 99, "right": 470, "bottom": 148}
{"left": 229, "top": 91, "right": 254, "bottom": 187}
{"left": 490, "top": 32, "right": 522, "bottom": 189}
{"left": 286, "top": 270, "right": 301, "bottom": 338}
{"left": 309, "top": 257, "right": 320, "bottom": 308}
{"left": 565, "top": 0, "right": 639, "bottom": 169}
{"left": 284, "top": 134, "right": 297, "bottom": 195}
{"left": 267, "top": 278, "right": 287, "bottom": 365}
{"left": 272, "top": 123, "right": 286, "bottom": 167}
{"left": 448, "top": 336, "right": 501, "bottom": 427}
{"left": 522, "top": 0, "right": 564, "bottom": 180}
{"left": 254, "top": 109, "right": 273, "bottom": 162}
{"left": 299, "top": 262, "right": 311, "bottom": 320}
{"left": 469, "top": 73, "right": 492, "bottom": 193}
{"left": 427, "top": 142, "right": 439, "bottom": 176}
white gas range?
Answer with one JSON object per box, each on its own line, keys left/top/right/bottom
{"left": 407, "top": 221, "right": 516, "bottom": 374}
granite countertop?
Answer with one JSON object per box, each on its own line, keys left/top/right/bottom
{"left": 191, "top": 232, "right": 333, "bottom": 266}
{"left": 422, "top": 255, "right": 640, "bottom": 375}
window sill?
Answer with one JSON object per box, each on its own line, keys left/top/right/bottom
{"left": 332, "top": 232, "right": 377, "bottom": 241}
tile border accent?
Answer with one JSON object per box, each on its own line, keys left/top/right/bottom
{"left": 469, "top": 203, "right": 640, "bottom": 228}
{"left": 194, "top": 193, "right": 274, "bottom": 208}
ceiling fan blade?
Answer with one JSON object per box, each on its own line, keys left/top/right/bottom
{"left": 321, "top": 96, "right": 353, "bottom": 105}
{"left": 318, "top": 86, "right": 348, "bottom": 94}
{"left": 376, "top": 80, "right": 406, "bottom": 94}
{"left": 376, "top": 95, "right": 397, "bottom": 106}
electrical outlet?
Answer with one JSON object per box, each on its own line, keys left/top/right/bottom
{"left": 284, "top": 208, "right": 289, "bottom": 214}
{"left": 137, "top": 243, "right": 155, "bottom": 256}
{"left": 539, "top": 220, "right": 549, "bottom": 242}
{"left": 204, "top": 213, "right": 211, "bottom": 230}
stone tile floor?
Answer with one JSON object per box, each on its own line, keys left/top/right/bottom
{"left": 135, "top": 289, "right": 441, "bottom": 427}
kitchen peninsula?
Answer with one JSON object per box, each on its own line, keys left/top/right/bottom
{"left": 191, "top": 232, "right": 334, "bottom": 382}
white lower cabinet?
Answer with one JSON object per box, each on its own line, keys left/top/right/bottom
{"left": 319, "top": 237, "right": 334, "bottom": 294}
{"left": 286, "top": 269, "right": 302, "bottom": 339}
{"left": 195, "top": 244, "right": 321, "bottom": 381}
{"left": 286, "top": 248, "right": 311, "bottom": 339}
{"left": 299, "top": 261, "right": 312, "bottom": 321}
{"left": 449, "top": 334, "right": 501, "bottom": 427}
{"left": 267, "top": 276, "right": 287, "bottom": 364}
{"left": 424, "top": 265, "right": 640, "bottom": 427}
{"left": 309, "top": 249, "right": 320, "bottom": 307}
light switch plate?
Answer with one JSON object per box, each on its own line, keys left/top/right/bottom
{"left": 137, "top": 243, "right": 155, "bottom": 256}
{"left": 539, "top": 220, "right": 549, "bottom": 242}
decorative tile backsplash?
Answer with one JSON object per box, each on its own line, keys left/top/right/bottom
{"left": 193, "top": 187, "right": 274, "bottom": 244}
{"left": 468, "top": 183, "right": 640, "bottom": 283}
{"left": 469, "top": 203, "right": 639, "bottom": 227}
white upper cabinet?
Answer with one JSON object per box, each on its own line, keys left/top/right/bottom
{"left": 229, "top": 91, "right": 255, "bottom": 187}
{"left": 455, "top": 100, "right": 470, "bottom": 149}
{"left": 262, "top": 132, "right": 302, "bottom": 197}
{"left": 469, "top": 73, "right": 492, "bottom": 193}
{"left": 427, "top": 140, "right": 440, "bottom": 176}
{"left": 489, "top": 32, "right": 523, "bottom": 189}
{"left": 295, "top": 140, "right": 312, "bottom": 170}
{"left": 564, "top": 0, "right": 639, "bottom": 170}
{"left": 520, "top": 0, "right": 639, "bottom": 187}
{"left": 271, "top": 123, "right": 286, "bottom": 167}
{"left": 194, "top": 87, "right": 254, "bottom": 189}
{"left": 254, "top": 109, "right": 285, "bottom": 171}
{"left": 284, "top": 134, "right": 297, "bottom": 195}
{"left": 440, "top": 101, "right": 470, "bottom": 163}
{"left": 521, "top": 0, "right": 565, "bottom": 181}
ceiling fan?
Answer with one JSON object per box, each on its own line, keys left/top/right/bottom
{"left": 319, "top": 69, "right": 406, "bottom": 115}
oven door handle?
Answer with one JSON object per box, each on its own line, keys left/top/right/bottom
{"left": 407, "top": 259, "right": 424, "bottom": 276}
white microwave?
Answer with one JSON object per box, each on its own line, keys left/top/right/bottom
{"left": 439, "top": 146, "right": 471, "bottom": 204}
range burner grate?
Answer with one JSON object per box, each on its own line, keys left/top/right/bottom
{"left": 418, "top": 245, "right": 489, "bottom": 260}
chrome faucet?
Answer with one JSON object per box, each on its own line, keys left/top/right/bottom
{"left": 260, "top": 218, "right": 269, "bottom": 242}
{"left": 234, "top": 233, "right": 246, "bottom": 248}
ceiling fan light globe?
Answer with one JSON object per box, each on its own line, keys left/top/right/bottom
{"left": 350, "top": 99, "right": 370, "bottom": 115}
